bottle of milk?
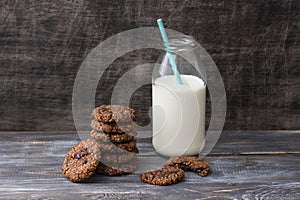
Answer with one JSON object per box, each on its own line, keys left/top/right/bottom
{"left": 152, "top": 35, "right": 206, "bottom": 157}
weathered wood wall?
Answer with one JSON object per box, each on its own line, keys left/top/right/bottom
{"left": 0, "top": 0, "right": 299, "bottom": 131}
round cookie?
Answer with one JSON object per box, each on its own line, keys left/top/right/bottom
{"left": 92, "top": 105, "right": 136, "bottom": 123}
{"left": 140, "top": 166, "right": 184, "bottom": 186}
{"left": 90, "top": 130, "right": 135, "bottom": 143}
{"left": 100, "top": 139, "right": 139, "bottom": 153}
{"left": 107, "top": 132, "right": 136, "bottom": 143}
{"left": 62, "top": 138, "right": 100, "bottom": 182}
{"left": 97, "top": 162, "right": 137, "bottom": 176}
{"left": 91, "top": 119, "right": 136, "bottom": 134}
{"left": 90, "top": 129, "right": 110, "bottom": 143}
{"left": 116, "top": 139, "right": 139, "bottom": 153}
{"left": 165, "top": 156, "right": 210, "bottom": 177}
{"left": 100, "top": 151, "right": 138, "bottom": 165}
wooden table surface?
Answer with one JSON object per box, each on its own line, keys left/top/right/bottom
{"left": 0, "top": 131, "right": 299, "bottom": 199}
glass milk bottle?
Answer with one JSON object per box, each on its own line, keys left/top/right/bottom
{"left": 152, "top": 35, "right": 206, "bottom": 157}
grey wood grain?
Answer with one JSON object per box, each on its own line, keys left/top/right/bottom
{"left": 0, "top": 131, "right": 299, "bottom": 199}
{"left": 0, "top": 0, "right": 299, "bottom": 131}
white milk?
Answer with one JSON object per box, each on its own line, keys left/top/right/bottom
{"left": 152, "top": 75, "right": 206, "bottom": 157}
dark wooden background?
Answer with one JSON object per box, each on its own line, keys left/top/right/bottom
{"left": 0, "top": 0, "right": 299, "bottom": 131}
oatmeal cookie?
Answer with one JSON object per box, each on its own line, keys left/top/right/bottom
{"left": 140, "top": 166, "right": 184, "bottom": 186}
{"left": 90, "top": 129, "right": 135, "bottom": 143}
{"left": 100, "top": 151, "right": 137, "bottom": 165}
{"left": 100, "top": 139, "right": 139, "bottom": 153}
{"left": 90, "top": 119, "right": 136, "bottom": 134}
{"left": 97, "top": 162, "right": 137, "bottom": 176}
{"left": 165, "top": 156, "right": 210, "bottom": 177}
{"left": 92, "top": 105, "right": 135, "bottom": 123}
{"left": 61, "top": 138, "right": 100, "bottom": 182}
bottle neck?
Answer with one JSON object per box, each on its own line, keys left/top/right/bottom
{"left": 166, "top": 35, "right": 196, "bottom": 53}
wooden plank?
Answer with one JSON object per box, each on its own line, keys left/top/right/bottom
{"left": 0, "top": 154, "right": 299, "bottom": 200}
{"left": 0, "top": 182, "right": 299, "bottom": 200}
{"left": 1, "top": 154, "right": 299, "bottom": 183}
{"left": 0, "top": 131, "right": 299, "bottom": 199}
{"left": 0, "top": 130, "right": 298, "bottom": 154}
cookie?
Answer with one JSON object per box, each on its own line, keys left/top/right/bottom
{"left": 100, "top": 151, "right": 137, "bottom": 165}
{"left": 100, "top": 139, "right": 139, "bottom": 153}
{"left": 90, "top": 129, "right": 110, "bottom": 143}
{"left": 92, "top": 105, "right": 136, "bottom": 123}
{"left": 107, "top": 132, "right": 136, "bottom": 143}
{"left": 91, "top": 119, "right": 136, "bottom": 134}
{"left": 90, "top": 129, "right": 135, "bottom": 143}
{"left": 62, "top": 138, "right": 100, "bottom": 182}
{"left": 165, "top": 156, "right": 210, "bottom": 177}
{"left": 97, "top": 162, "right": 137, "bottom": 176}
{"left": 140, "top": 166, "right": 184, "bottom": 186}
{"left": 116, "top": 140, "right": 139, "bottom": 153}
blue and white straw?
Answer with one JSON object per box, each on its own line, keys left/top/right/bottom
{"left": 157, "top": 19, "right": 183, "bottom": 85}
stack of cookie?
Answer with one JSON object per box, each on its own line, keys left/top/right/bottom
{"left": 61, "top": 105, "right": 139, "bottom": 182}
{"left": 90, "top": 105, "right": 139, "bottom": 176}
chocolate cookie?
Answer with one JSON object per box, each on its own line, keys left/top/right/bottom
{"left": 92, "top": 105, "right": 136, "bottom": 123}
{"left": 100, "top": 139, "right": 139, "bottom": 153}
{"left": 62, "top": 138, "right": 100, "bottom": 182}
{"left": 140, "top": 166, "right": 184, "bottom": 186}
{"left": 91, "top": 119, "right": 136, "bottom": 134}
{"left": 97, "top": 162, "right": 137, "bottom": 176}
{"left": 100, "top": 151, "right": 137, "bottom": 165}
{"left": 107, "top": 132, "right": 136, "bottom": 143}
{"left": 116, "top": 140, "right": 139, "bottom": 153}
{"left": 165, "top": 156, "right": 210, "bottom": 177}
{"left": 90, "top": 130, "right": 135, "bottom": 143}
